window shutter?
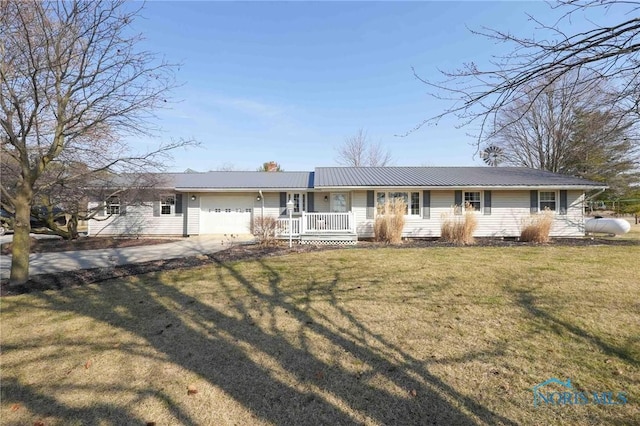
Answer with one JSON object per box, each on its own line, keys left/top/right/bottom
{"left": 366, "top": 190, "right": 374, "bottom": 219}
{"left": 454, "top": 190, "right": 462, "bottom": 215}
{"left": 153, "top": 200, "right": 160, "bottom": 217}
{"left": 280, "top": 192, "right": 287, "bottom": 216}
{"left": 559, "top": 190, "right": 568, "bottom": 215}
{"left": 484, "top": 191, "right": 492, "bottom": 215}
{"left": 422, "top": 190, "right": 431, "bottom": 219}
{"left": 530, "top": 190, "right": 539, "bottom": 214}
{"left": 96, "top": 201, "right": 105, "bottom": 217}
{"left": 120, "top": 202, "right": 126, "bottom": 216}
{"left": 307, "top": 193, "right": 315, "bottom": 212}
{"left": 175, "top": 194, "right": 183, "bottom": 214}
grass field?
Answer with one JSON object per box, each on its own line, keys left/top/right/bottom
{"left": 1, "top": 243, "right": 639, "bottom": 425}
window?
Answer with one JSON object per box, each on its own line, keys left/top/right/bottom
{"left": 411, "top": 192, "right": 420, "bottom": 215}
{"left": 330, "top": 193, "right": 348, "bottom": 212}
{"left": 160, "top": 195, "right": 175, "bottom": 215}
{"left": 540, "top": 191, "right": 557, "bottom": 211}
{"left": 288, "top": 192, "right": 306, "bottom": 213}
{"left": 376, "top": 191, "right": 420, "bottom": 216}
{"left": 464, "top": 191, "right": 481, "bottom": 211}
{"left": 106, "top": 196, "right": 120, "bottom": 215}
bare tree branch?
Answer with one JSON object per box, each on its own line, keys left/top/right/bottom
{"left": 411, "top": 0, "right": 640, "bottom": 156}
{"left": 335, "top": 128, "right": 393, "bottom": 167}
{"left": 0, "top": 1, "right": 196, "bottom": 284}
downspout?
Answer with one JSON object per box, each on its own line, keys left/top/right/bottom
{"left": 185, "top": 192, "right": 189, "bottom": 237}
{"left": 259, "top": 190, "right": 264, "bottom": 220}
{"left": 583, "top": 188, "right": 607, "bottom": 214}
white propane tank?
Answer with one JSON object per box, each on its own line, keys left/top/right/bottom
{"left": 585, "top": 218, "right": 631, "bottom": 235}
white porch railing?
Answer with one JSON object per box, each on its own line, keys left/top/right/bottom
{"left": 276, "top": 217, "right": 301, "bottom": 236}
{"left": 301, "top": 211, "right": 355, "bottom": 234}
{"left": 275, "top": 212, "right": 355, "bottom": 238}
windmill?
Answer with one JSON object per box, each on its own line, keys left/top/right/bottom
{"left": 480, "top": 145, "right": 504, "bottom": 167}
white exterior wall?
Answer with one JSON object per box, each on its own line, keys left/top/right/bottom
{"left": 256, "top": 192, "right": 285, "bottom": 219}
{"left": 313, "top": 191, "right": 331, "bottom": 213}
{"left": 186, "top": 194, "right": 200, "bottom": 235}
{"left": 550, "top": 190, "right": 585, "bottom": 237}
{"left": 352, "top": 189, "right": 586, "bottom": 238}
{"left": 87, "top": 201, "right": 184, "bottom": 236}
{"left": 87, "top": 189, "right": 586, "bottom": 238}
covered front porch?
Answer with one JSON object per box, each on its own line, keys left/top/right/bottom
{"left": 275, "top": 211, "right": 358, "bottom": 245}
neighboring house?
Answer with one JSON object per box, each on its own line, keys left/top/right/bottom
{"left": 87, "top": 167, "right": 606, "bottom": 243}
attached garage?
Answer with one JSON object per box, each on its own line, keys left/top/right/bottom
{"left": 199, "top": 194, "right": 254, "bottom": 234}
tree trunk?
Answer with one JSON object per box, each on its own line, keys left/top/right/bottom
{"left": 9, "top": 189, "right": 32, "bottom": 286}
{"left": 67, "top": 214, "right": 79, "bottom": 239}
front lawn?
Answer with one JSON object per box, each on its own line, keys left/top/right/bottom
{"left": 1, "top": 246, "right": 638, "bottom": 425}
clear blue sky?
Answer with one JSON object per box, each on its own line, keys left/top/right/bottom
{"left": 128, "top": 1, "right": 621, "bottom": 172}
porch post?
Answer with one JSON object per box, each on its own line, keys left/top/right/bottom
{"left": 287, "top": 199, "right": 294, "bottom": 248}
{"left": 301, "top": 211, "right": 306, "bottom": 234}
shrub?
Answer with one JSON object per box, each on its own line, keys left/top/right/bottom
{"left": 520, "top": 210, "right": 554, "bottom": 243}
{"left": 374, "top": 199, "right": 406, "bottom": 244}
{"left": 440, "top": 204, "right": 478, "bottom": 245}
{"left": 252, "top": 216, "right": 278, "bottom": 246}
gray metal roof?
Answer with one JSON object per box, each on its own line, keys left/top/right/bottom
{"left": 314, "top": 167, "right": 605, "bottom": 189}
{"left": 174, "top": 171, "right": 314, "bottom": 190}
{"left": 85, "top": 173, "right": 177, "bottom": 189}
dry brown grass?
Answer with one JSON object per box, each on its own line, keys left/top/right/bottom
{"left": 374, "top": 199, "right": 406, "bottom": 244}
{"left": 520, "top": 211, "right": 554, "bottom": 243}
{"left": 1, "top": 246, "right": 639, "bottom": 425}
{"left": 440, "top": 205, "right": 478, "bottom": 245}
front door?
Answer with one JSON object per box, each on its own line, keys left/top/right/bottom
{"left": 330, "top": 193, "right": 349, "bottom": 212}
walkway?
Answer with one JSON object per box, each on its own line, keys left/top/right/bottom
{"left": 0, "top": 235, "right": 254, "bottom": 280}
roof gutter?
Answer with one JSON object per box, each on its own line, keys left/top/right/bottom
{"left": 313, "top": 185, "right": 608, "bottom": 191}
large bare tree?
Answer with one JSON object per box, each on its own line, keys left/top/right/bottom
{"left": 1, "top": 1, "right": 191, "bottom": 285}
{"left": 412, "top": 1, "right": 640, "bottom": 152}
{"left": 487, "top": 73, "right": 638, "bottom": 194}
{"left": 335, "top": 128, "right": 393, "bottom": 167}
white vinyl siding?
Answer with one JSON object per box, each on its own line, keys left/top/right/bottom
{"left": 186, "top": 195, "right": 200, "bottom": 235}
{"left": 88, "top": 189, "right": 587, "bottom": 238}
{"left": 88, "top": 201, "right": 184, "bottom": 236}
{"left": 352, "top": 189, "right": 586, "bottom": 238}
{"left": 549, "top": 191, "right": 585, "bottom": 237}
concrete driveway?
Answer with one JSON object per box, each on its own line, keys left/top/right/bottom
{"left": 0, "top": 235, "right": 254, "bottom": 280}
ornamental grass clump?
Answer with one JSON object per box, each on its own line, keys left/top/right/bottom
{"left": 374, "top": 199, "right": 406, "bottom": 244}
{"left": 440, "top": 204, "right": 478, "bottom": 245}
{"left": 520, "top": 210, "right": 554, "bottom": 243}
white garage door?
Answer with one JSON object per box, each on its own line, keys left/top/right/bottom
{"left": 200, "top": 195, "right": 254, "bottom": 234}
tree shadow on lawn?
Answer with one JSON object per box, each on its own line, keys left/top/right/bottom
{"left": 512, "top": 289, "right": 639, "bottom": 366}
{"left": 22, "top": 260, "right": 519, "bottom": 425}
{"left": 1, "top": 376, "right": 195, "bottom": 426}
